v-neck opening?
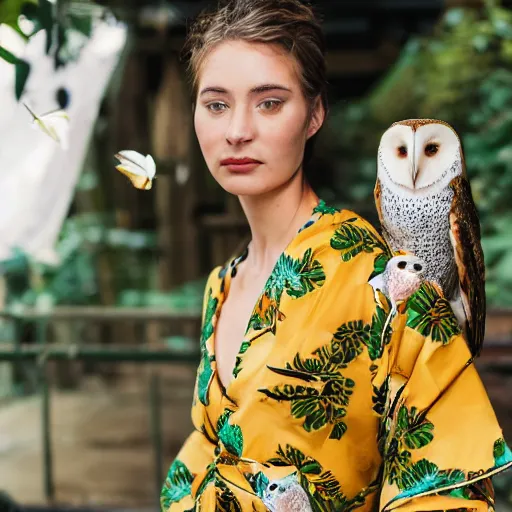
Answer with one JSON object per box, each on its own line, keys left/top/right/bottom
{"left": 211, "top": 199, "right": 328, "bottom": 399}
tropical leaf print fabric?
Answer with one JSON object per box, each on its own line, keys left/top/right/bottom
{"left": 161, "top": 202, "right": 512, "bottom": 512}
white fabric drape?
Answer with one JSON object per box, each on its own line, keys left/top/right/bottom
{"left": 0, "top": 18, "right": 127, "bottom": 265}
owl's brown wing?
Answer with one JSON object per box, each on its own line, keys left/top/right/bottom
{"left": 374, "top": 178, "right": 384, "bottom": 226}
{"left": 374, "top": 178, "right": 395, "bottom": 248}
{"left": 449, "top": 175, "right": 486, "bottom": 357}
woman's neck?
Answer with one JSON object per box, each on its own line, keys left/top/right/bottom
{"left": 237, "top": 170, "right": 319, "bottom": 269}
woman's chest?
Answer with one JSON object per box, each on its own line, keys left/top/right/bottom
{"left": 214, "top": 272, "right": 273, "bottom": 389}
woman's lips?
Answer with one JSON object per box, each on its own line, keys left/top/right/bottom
{"left": 220, "top": 158, "right": 262, "bottom": 173}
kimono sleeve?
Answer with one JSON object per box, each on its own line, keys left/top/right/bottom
{"left": 160, "top": 430, "right": 216, "bottom": 511}
{"left": 161, "top": 268, "right": 222, "bottom": 512}
{"left": 373, "top": 282, "right": 512, "bottom": 512}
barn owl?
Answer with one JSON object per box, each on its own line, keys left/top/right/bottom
{"left": 374, "top": 119, "right": 485, "bottom": 357}
{"left": 262, "top": 473, "right": 312, "bottom": 512}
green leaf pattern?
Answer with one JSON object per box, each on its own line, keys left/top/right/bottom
{"left": 217, "top": 409, "right": 244, "bottom": 458}
{"left": 161, "top": 460, "right": 195, "bottom": 509}
{"left": 215, "top": 479, "right": 243, "bottom": 512}
{"left": 260, "top": 321, "right": 368, "bottom": 439}
{"left": 268, "top": 445, "right": 346, "bottom": 507}
{"left": 384, "top": 405, "right": 435, "bottom": 488}
{"left": 330, "top": 218, "right": 392, "bottom": 262}
{"left": 312, "top": 200, "right": 340, "bottom": 216}
{"left": 405, "top": 282, "right": 462, "bottom": 344}
{"left": 201, "top": 288, "right": 218, "bottom": 347}
{"left": 196, "top": 288, "right": 218, "bottom": 406}
{"left": 396, "top": 460, "right": 465, "bottom": 500}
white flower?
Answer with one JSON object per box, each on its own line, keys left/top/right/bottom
{"left": 114, "top": 150, "right": 156, "bottom": 190}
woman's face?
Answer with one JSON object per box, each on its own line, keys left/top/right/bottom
{"left": 194, "top": 40, "right": 324, "bottom": 197}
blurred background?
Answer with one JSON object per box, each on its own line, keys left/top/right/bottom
{"left": 0, "top": 0, "right": 511, "bottom": 510}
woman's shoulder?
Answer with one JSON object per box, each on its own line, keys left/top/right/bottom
{"left": 316, "top": 203, "right": 383, "bottom": 240}
{"left": 302, "top": 204, "right": 390, "bottom": 292}
{"left": 311, "top": 204, "right": 389, "bottom": 258}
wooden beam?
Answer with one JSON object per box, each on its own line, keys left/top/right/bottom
{"left": 326, "top": 42, "right": 401, "bottom": 75}
{"left": 444, "top": 0, "right": 484, "bottom": 6}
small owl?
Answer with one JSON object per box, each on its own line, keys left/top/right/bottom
{"left": 370, "top": 254, "right": 426, "bottom": 308}
{"left": 262, "top": 473, "right": 312, "bottom": 512}
{"left": 375, "top": 119, "right": 485, "bottom": 356}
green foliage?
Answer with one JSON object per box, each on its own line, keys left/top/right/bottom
{"left": 0, "top": 0, "right": 38, "bottom": 37}
{"left": 321, "top": 4, "right": 512, "bottom": 306}
{"left": 0, "top": 0, "right": 100, "bottom": 98}
{"left": 0, "top": 212, "right": 159, "bottom": 311}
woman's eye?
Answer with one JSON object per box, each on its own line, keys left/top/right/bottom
{"left": 259, "top": 100, "right": 282, "bottom": 112}
{"left": 207, "top": 102, "right": 227, "bottom": 113}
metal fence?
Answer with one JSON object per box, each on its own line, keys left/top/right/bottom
{"left": 0, "top": 307, "right": 202, "bottom": 508}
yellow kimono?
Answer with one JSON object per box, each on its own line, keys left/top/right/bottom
{"left": 161, "top": 202, "right": 512, "bottom": 512}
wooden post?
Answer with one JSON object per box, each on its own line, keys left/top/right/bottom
{"left": 151, "top": 52, "right": 197, "bottom": 287}
{"left": 0, "top": 276, "right": 13, "bottom": 398}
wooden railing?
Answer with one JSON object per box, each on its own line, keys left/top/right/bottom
{"left": 0, "top": 306, "right": 202, "bottom": 507}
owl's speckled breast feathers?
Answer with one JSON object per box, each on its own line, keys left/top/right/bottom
{"left": 379, "top": 180, "right": 456, "bottom": 296}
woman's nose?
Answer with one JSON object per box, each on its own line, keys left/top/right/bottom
{"left": 225, "top": 107, "right": 254, "bottom": 145}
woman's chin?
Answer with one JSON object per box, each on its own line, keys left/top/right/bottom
{"left": 217, "top": 175, "right": 279, "bottom": 197}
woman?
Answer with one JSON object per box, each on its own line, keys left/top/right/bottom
{"left": 161, "top": 1, "right": 512, "bottom": 510}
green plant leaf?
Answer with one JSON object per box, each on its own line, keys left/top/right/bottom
{"left": 15, "top": 58, "right": 30, "bottom": 99}
{"left": 0, "top": 45, "right": 18, "bottom": 64}
{"left": 69, "top": 13, "right": 92, "bottom": 37}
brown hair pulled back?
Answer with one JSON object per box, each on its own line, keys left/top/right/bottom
{"left": 182, "top": 0, "right": 329, "bottom": 166}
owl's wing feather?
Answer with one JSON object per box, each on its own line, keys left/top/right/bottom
{"left": 374, "top": 178, "right": 384, "bottom": 226}
{"left": 449, "top": 175, "right": 486, "bottom": 357}
{"left": 374, "top": 178, "right": 393, "bottom": 246}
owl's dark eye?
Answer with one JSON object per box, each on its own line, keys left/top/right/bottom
{"left": 413, "top": 263, "right": 423, "bottom": 271}
{"left": 269, "top": 484, "right": 278, "bottom": 491}
{"left": 397, "top": 261, "right": 407, "bottom": 269}
{"left": 425, "top": 143, "right": 439, "bottom": 156}
{"left": 397, "top": 146, "right": 407, "bottom": 158}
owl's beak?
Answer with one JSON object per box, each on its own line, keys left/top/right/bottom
{"left": 410, "top": 134, "right": 419, "bottom": 187}
{"left": 411, "top": 163, "right": 419, "bottom": 187}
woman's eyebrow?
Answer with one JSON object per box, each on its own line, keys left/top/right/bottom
{"left": 199, "top": 84, "right": 292, "bottom": 96}
{"left": 250, "top": 84, "right": 291, "bottom": 94}
{"left": 199, "top": 86, "right": 227, "bottom": 95}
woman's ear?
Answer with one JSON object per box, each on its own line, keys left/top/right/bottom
{"left": 306, "top": 97, "right": 326, "bottom": 139}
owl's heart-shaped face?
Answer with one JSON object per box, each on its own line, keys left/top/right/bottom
{"left": 378, "top": 121, "right": 462, "bottom": 192}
